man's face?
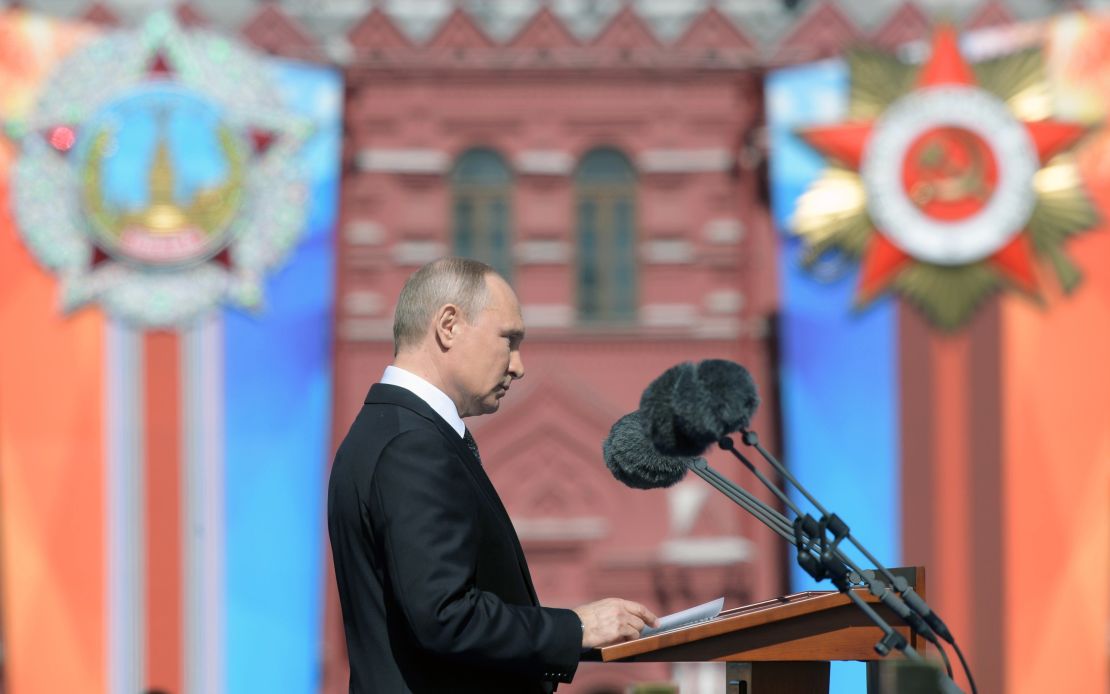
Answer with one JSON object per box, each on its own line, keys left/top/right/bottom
{"left": 452, "top": 274, "right": 525, "bottom": 418}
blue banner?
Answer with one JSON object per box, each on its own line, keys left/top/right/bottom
{"left": 766, "top": 60, "right": 900, "bottom": 694}
{"left": 224, "top": 60, "right": 341, "bottom": 694}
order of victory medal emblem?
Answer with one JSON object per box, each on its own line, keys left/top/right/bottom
{"left": 8, "top": 12, "right": 311, "bottom": 327}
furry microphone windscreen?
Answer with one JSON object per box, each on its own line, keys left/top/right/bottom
{"left": 638, "top": 362, "right": 705, "bottom": 456}
{"left": 670, "top": 359, "right": 761, "bottom": 450}
{"left": 602, "top": 410, "right": 691, "bottom": 489}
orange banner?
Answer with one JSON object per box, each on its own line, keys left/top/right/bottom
{"left": 0, "top": 163, "right": 107, "bottom": 694}
{"left": 1000, "top": 13, "right": 1110, "bottom": 693}
{"left": 0, "top": 13, "right": 105, "bottom": 694}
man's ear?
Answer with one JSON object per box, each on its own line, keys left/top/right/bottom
{"left": 434, "top": 304, "right": 461, "bottom": 350}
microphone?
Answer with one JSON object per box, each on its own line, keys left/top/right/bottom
{"left": 638, "top": 362, "right": 701, "bottom": 456}
{"left": 640, "top": 359, "right": 759, "bottom": 455}
{"left": 602, "top": 398, "right": 925, "bottom": 663}
{"left": 602, "top": 410, "right": 692, "bottom": 489}
{"left": 627, "top": 360, "right": 969, "bottom": 685}
{"left": 602, "top": 409, "right": 807, "bottom": 550}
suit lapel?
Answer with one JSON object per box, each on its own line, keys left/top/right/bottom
{"left": 448, "top": 433, "right": 542, "bottom": 606}
{"left": 365, "top": 384, "right": 541, "bottom": 605}
{"left": 432, "top": 416, "right": 542, "bottom": 607}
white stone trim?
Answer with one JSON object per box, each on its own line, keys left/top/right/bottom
{"left": 668, "top": 481, "right": 710, "bottom": 536}
{"left": 639, "top": 148, "right": 734, "bottom": 174}
{"left": 642, "top": 238, "right": 694, "bottom": 264}
{"left": 340, "top": 318, "right": 394, "bottom": 341}
{"left": 391, "top": 240, "right": 447, "bottom": 266}
{"left": 513, "top": 517, "right": 609, "bottom": 542}
{"left": 356, "top": 148, "right": 450, "bottom": 174}
{"left": 704, "top": 289, "right": 744, "bottom": 315}
{"left": 515, "top": 150, "right": 575, "bottom": 175}
{"left": 344, "top": 219, "right": 385, "bottom": 246}
{"left": 516, "top": 239, "right": 571, "bottom": 264}
{"left": 659, "top": 536, "right": 754, "bottom": 566}
{"left": 324, "top": 37, "right": 354, "bottom": 65}
{"left": 703, "top": 218, "right": 745, "bottom": 244}
{"left": 641, "top": 303, "right": 698, "bottom": 328}
{"left": 344, "top": 290, "right": 385, "bottom": 316}
{"left": 693, "top": 317, "right": 741, "bottom": 339}
{"left": 522, "top": 303, "right": 574, "bottom": 328}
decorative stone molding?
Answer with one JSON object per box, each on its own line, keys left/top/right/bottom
{"left": 513, "top": 516, "right": 609, "bottom": 542}
{"left": 642, "top": 238, "right": 694, "bottom": 264}
{"left": 702, "top": 218, "right": 745, "bottom": 244}
{"left": 704, "top": 289, "right": 744, "bottom": 315}
{"left": 641, "top": 303, "right": 698, "bottom": 328}
{"left": 323, "top": 36, "right": 355, "bottom": 64}
{"left": 522, "top": 303, "right": 574, "bottom": 327}
{"left": 659, "top": 536, "right": 753, "bottom": 566}
{"left": 100, "top": 1, "right": 1038, "bottom": 75}
{"left": 339, "top": 317, "right": 393, "bottom": 341}
{"left": 391, "top": 240, "right": 447, "bottom": 266}
{"left": 693, "top": 316, "right": 741, "bottom": 339}
{"left": 356, "top": 148, "right": 450, "bottom": 174}
{"left": 668, "top": 482, "right": 711, "bottom": 535}
{"left": 516, "top": 239, "right": 571, "bottom": 264}
{"left": 343, "top": 290, "right": 384, "bottom": 316}
{"left": 515, "top": 149, "right": 575, "bottom": 176}
{"left": 639, "top": 148, "right": 733, "bottom": 174}
{"left": 344, "top": 219, "right": 385, "bottom": 246}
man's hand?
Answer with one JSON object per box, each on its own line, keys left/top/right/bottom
{"left": 573, "top": 598, "right": 659, "bottom": 649}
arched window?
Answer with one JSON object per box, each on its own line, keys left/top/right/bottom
{"left": 451, "top": 148, "right": 513, "bottom": 280}
{"left": 575, "top": 148, "right": 637, "bottom": 322}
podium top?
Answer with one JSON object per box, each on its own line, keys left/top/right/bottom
{"left": 594, "top": 567, "right": 926, "bottom": 664}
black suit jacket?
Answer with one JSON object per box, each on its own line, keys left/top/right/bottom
{"left": 328, "top": 383, "right": 582, "bottom": 693}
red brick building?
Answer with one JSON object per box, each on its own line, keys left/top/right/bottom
{"left": 331, "top": 8, "right": 782, "bottom": 691}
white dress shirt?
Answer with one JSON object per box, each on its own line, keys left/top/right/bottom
{"left": 380, "top": 365, "right": 466, "bottom": 438}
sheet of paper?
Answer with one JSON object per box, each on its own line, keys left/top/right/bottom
{"left": 640, "top": 597, "right": 724, "bottom": 638}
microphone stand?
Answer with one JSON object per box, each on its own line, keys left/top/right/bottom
{"left": 725, "top": 431, "right": 974, "bottom": 694}
{"left": 686, "top": 459, "right": 803, "bottom": 549}
{"left": 718, "top": 439, "right": 946, "bottom": 650}
{"left": 684, "top": 460, "right": 929, "bottom": 664}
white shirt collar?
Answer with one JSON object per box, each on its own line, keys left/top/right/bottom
{"left": 380, "top": 365, "right": 465, "bottom": 438}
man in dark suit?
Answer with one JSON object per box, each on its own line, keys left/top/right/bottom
{"left": 329, "top": 257, "right": 657, "bottom": 693}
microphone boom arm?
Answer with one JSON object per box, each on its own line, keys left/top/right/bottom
{"left": 686, "top": 454, "right": 932, "bottom": 667}
{"left": 687, "top": 458, "right": 810, "bottom": 550}
{"left": 738, "top": 430, "right": 955, "bottom": 645}
{"left": 732, "top": 430, "right": 971, "bottom": 693}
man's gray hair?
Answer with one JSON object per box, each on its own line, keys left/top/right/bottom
{"left": 393, "top": 257, "right": 495, "bottom": 355}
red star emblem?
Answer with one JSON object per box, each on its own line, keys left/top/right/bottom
{"left": 798, "top": 25, "right": 1086, "bottom": 301}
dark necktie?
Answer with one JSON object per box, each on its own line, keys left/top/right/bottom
{"left": 463, "top": 429, "right": 482, "bottom": 465}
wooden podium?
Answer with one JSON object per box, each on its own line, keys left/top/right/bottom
{"left": 593, "top": 567, "right": 926, "bottom": 694}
